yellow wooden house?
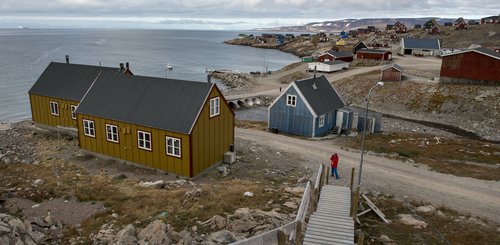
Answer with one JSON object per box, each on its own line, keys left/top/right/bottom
{"left": 30, "top": 62, "right": 234, "bottom": 177}
{"left": 75, "top": 72, "right": 234, "bottom": 177}
{"left": 335, "top": 39, "right": 346, "bottom": 46}
{"left": 28, "top": 61, "right": 132, "bottom": 130}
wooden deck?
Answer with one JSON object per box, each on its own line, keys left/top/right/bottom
{"left": 304, "top": 185, "right": 355, "bottom": 245}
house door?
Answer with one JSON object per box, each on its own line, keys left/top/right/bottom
{"left": 336, "top": 111, "right": 344, "bottom": 128}
{"left": 404, "top": 49, "right": 412, "bottom": 55}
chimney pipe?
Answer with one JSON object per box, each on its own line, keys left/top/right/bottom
{"left": 119, "top": 63, "right": 124, "bottom": 73}
{"left": 126, "top": 62, "right": 129, "bottom": 69}
{"left": 207, "top": 74, "right": 212, "bottom": 83}
{"left": 65, "top": 55, "right": 69, "bottom": 64}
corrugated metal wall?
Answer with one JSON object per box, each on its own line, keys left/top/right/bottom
{"left": 77, "top": 114, "right": 191, "bottom": 176}
{"left": 29, "top": 94, "right": 78, "bottom": 128}
{"left": 190, "top": 87, "right": 234, "bottom": 176}
{"left": 269, "top": 86, "right": 314, "bottom": 137}
{"left": 440, "top": 52, "right": 500, "bottom": 83}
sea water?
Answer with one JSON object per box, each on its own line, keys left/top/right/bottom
{"left": 0, "top": 29, "right": 298, "bottom": 122}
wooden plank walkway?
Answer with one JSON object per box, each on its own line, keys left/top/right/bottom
{"left": 304, "top": 185, "right": 354, "bottom": 245}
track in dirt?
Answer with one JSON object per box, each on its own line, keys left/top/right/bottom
{"left": 236, "top": 128, "right": 500, "bottom": 224}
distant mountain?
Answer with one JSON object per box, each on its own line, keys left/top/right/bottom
{"left": 255, "top": 18, "right": 462, "bottom": 32}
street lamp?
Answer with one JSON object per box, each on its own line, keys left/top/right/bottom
{"left": 358, "top": 81, "right": 384, "bottom": 186}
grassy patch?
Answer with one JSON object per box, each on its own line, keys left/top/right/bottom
{"left": 343, "top": 132, "right": 500, "bottom": 180}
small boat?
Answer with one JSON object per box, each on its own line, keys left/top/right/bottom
{"left": 166, "top": 63, "right": 173, "bottom": 70}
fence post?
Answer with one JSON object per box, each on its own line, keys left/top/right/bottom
{"left": 358, "top": 232, "right": 365, "bottom": 245}
{"left": 350, "top": 167, "right": 355, "bottom": 192}
{"left": 295, "top": 220, "right": 302, "bottom": 245}
{"left": 277, "top": 229, "right": 286, "bottom": 245}
{"left": 326, "top": 165, "right": 330, "bottom": 185}
{"left": 351, "top": 186, "right": 360, "bottom": 218}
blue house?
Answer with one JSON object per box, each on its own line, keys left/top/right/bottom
{"left": 268, "top": 76, "right": 347, "bottom": 137}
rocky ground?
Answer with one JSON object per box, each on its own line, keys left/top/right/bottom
{"left": 1, "top": 121, "right": 499, "bottom": 244}
{"left": 0, "top": 122, "right": 308, "bottom": 244}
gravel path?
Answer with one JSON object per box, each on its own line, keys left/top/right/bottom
{"left": 236, "top": 128, "right": 500, "bottom": 224}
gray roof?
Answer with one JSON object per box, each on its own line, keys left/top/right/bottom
{"left": 382, "top": 64, "right": 404, "bottom": 72}
{"left": 76, "top": 72, "right": 214, "bottom": 134}
{"left": 358, "top": 48, "right": 391, "bottom": 54}
{"left": 442, "top": 47, "right": 500, "bottom": 60}
{"left": 474, "top": 47, "right": 500, "bottom": 59}
{"left": 402, "top": 38, "right": 440, "bottom": 50}
{"left": 326, "top": 51, "right": 353, "bottom": 58}
{"left": 295, "top": 76, "right": 345, "bottom": 116}
{"left": 28, "top": 62, "right": 120, "bottom": 101}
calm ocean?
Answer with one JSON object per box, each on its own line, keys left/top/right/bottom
{"left": 0, "top": 29, "right": 298, "bottom": 122}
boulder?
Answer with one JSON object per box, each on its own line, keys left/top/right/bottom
{"left": 207, "top": 230, "right": 236, "bottom": 244}
{"left": 178, "top": 230, "right": 193, "bottom": 245}
{"left": 378, "top": 234, "right": 397, "bottom": 245}
{"left": 183, "top": 188, "right": 203, "bottom": 204}
{"left": 227, "top": 219, "right": 258, "bottom": 233}
{"left": 398, "top": 214, "right": 427, "bottom": 229}
{"left": 296, "top": 176, "right": 309, "bottom": 184}
{"left": 415, "top": 205, "right": 436, "bottom": 214}
{"left": 137, "top": 220, "right": 171, "bottom": 245}
{"left": 113, "top": 224, "right": 137, "bottom": 245}
{"left": 93, "top": 223, "right": 117, "bottom": 244}
{"left": 33, "top": 179, "right": 44, "bottom": 186}
{"left": 283, "top": 202, "right": 298, "bottom": 209}
{"left": 200, "top": 215, "right": 227, "bottom": 230}
{"left": 283, "top": 187, "right": 304, "bottom": 195}
{"left": 139, "top": 180, "right": 165, "bottom": 188}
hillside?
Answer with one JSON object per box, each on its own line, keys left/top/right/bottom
{"left": 227, "top": 24, "right": 499, "bottom": 57}
{"left": 256, "top": 17, "right": 458, "bottom": 32}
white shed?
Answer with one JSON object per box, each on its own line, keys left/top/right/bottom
{"left": 308, "top": 61, "right": 349, "bottom": 73}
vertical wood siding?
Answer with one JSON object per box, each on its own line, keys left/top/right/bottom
{"left": 381, "top": 68, "right": 402, "bottom": 81}
{"left": 269, "top": 86, "right": 314, "bottom": 137}
{"left": 314, "top": 111, "right": 336, "bottom": 137}
{"left": 29, "top": 94, "right": 78, "bottom": 128}
{"left": 77, "top": 114, "right": 191, "bottom": 177}
{"left": 190, "top": 86, "right": 235, "bottom": 176}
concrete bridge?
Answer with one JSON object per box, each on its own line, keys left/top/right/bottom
{"left": 226, "top": 96, "right": 263, "bottom": 109}
{"left": 224, "top": 89, "right": 281, "bottom": 109}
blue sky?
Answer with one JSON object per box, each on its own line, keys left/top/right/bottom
{"left": 0, "top": 0, "right": 498, "bottom": 29}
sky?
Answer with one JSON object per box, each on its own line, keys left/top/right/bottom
{"left": 0, "top": 0, "right": 499, "bottom": 30}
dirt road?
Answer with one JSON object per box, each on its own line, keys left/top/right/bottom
{"left": 236, "top": 128, "right": 500, "bottom": 224}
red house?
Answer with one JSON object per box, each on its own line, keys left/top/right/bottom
{"left": 440, "top": 47, "right": 500, "bottom": 85}
{"left": 481, "top": 15, "right": 499, "bottom": 24}
{"left": 317, "top": 51, "right": 354, "bottom": 63}
{"left": 381, "top": 64, "right": 404, "bottom": 81}
{"left": 356, "top": 49, "right": 392, "bottom": 60}
{"left": 429, "top": 26, "right": 441, "bottom": 35}
{"left": 454, "top": 18, "right": 468, "bottom": 30}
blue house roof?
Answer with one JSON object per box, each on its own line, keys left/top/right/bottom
{"left": 294, "top": 76, "right": 345, "bottom": 116}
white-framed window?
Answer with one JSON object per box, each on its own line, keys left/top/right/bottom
{"left": 137, "top": 130, "right": 151, "bottom": 151}
{"left": 71, "top": 105, "right": 78, "bottom": 120}
{"left": 210, "top": 97, "right": 220, "bottom": 117}
{"left": 286, "top": 95, "right": 297, "bottom": 107}
{"left": 319, "top": 115, "right": 325, "bottom": 128}
{"left": 106, "top": 124, "right": 119, "bottom": 143}
{"left": 166, "top": 137, "right": 181, "bottom": 157}
{"left": 50, "top": 101, "right": 59, "bottom": 116}
{"left": 83, "top": 119, "right": 95, "bottom": 137}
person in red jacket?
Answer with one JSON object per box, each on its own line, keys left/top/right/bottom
{"left": 330, "top": 153, "right": 339, "bottom": 179}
